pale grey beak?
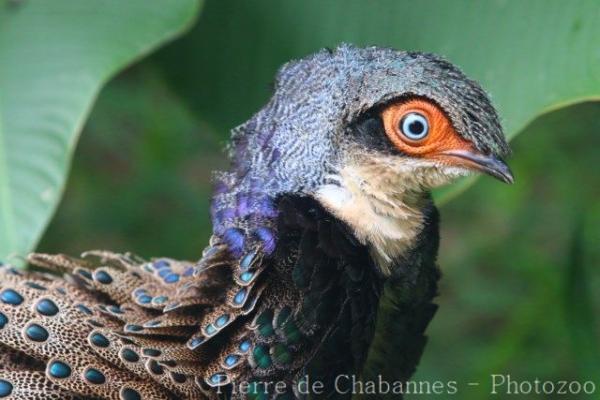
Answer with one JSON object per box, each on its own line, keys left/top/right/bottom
{"left": 442, "top": 150, "right": 514, "bottom": 184}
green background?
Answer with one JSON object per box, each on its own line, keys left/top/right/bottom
{"left": 1, "top": 0, "right": 599, "bottom": 398}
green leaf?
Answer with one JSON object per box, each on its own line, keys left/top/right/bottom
{"left": 158, "top": 0, "right": 600, "bottom": 137}
{"left": 0, "top": 0, "right": 201, "bottom": 263}
{"left": 156, "top": 0, "right": 599, "bottom": 202}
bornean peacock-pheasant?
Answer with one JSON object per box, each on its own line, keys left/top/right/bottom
{"left": 0, "top": 44, "right": 512, "bottom": 399}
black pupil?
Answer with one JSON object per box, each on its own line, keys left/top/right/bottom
{"left": 408, "top": 120, "right": 425, "bottom": 135}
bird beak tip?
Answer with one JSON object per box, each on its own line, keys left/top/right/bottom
{"left": 495, "top": 169, "right": 514, "bottom": 185}
{"left": 482, "top": 155, "right": 514, "bottom": 185}
{"left": 499, "top": 168, "right": 515, "bottom": 185}
{"left": 441, "top": 150, "right": 514, "bottom": 184}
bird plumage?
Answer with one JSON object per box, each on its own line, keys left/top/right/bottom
{"left": 0, "top": 44, "right": 511, "bottom": 399}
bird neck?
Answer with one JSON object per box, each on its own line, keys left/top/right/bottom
{"left": 314, "top": 161, "right": 429, "bottom": 276}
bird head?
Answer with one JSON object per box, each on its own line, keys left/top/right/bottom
{"left": 335, "top": 47, "right": 512, "bottom": 192}
{"left": 344, "top": 91, "right": 513, "bottom": 190}
{"left": 214, "top": 45, "right": 512, "bottom": 266}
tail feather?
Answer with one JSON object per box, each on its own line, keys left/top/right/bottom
{"left": 0, "top": 234, "right": 271, "bottom": 399}
{"left": 0, "top": 371, "right": 86, "bottom": 400}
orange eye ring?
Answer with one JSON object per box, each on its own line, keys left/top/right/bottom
{"left": 381, "top": 98, "right": 472, "bottom": 157}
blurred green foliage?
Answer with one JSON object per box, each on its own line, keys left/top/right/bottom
{"left": 0, "top": 0, "right": 200, "bottom": 263}
{"left": 39, "top": 67, "right": 221, "bottom": 260}
{"left": 2, "top": 0, "right": 599, "bottom": 398}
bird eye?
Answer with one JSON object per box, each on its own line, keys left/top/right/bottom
{"left": 400, "top": 112, "right": 429, "bottom": 140}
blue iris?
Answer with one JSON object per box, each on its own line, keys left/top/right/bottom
{"left": 400, "top": 112, "right": 429, "bottom": 140}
